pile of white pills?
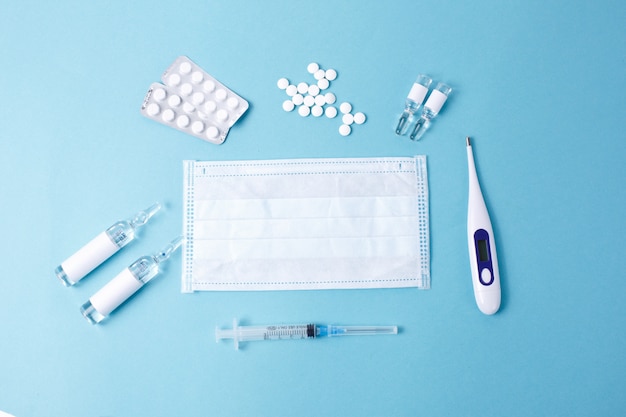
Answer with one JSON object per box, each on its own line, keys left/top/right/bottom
{"left": 277, "top": 62, "right": 366, "bottom": 137}
{"left": 141, "top": 56, "right": 249, "bottom": 145}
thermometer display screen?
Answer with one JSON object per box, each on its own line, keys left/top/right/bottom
{"left": 477, "top": 239, "right": 490, "bottom": 262}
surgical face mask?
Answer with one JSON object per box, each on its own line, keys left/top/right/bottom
{"left": 181, "top": 156, "right": 430, "bottom": 293}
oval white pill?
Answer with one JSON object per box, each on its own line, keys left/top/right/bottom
{"left": 298, "top": 105, "right": 311, "bottom": 117}
{"left": 146, "top": 103, "right": 160, "bottom": 116}
{"left": 308, "top": 84, "right": 320, "bottom": 96}
{"left": 292, "top": 94, "right": 304, "bottom": 105}
{"left": 353, "top": 112, "right": 366, "bottom": 124}
{"left": 168, "top": 95, "right": 182, "bottom": 107}
{"left": 311, "top": 105, "right": 323, "bottom": 117}
{"left": 325, "top": 69, "right": 337, "bottom": 81}
{"left": 342, "top": 113, "right": 354, "bottom": 125}
{"left": 192, "top": 92, "right": 205, "bottom": 104}
{"left": 324, "top": 93, "right": 336, "bottom": 104}
{"left": 314, "top": 69, "right": 325, "bottom": 80}
{"left": 317, "top": 78, "right": 330, "bottom": 90}
{"left": 339, "top": 102, "right": 352, "bottom": 114}
{"left": 277, "top": 77, "right": 290, "bottom": 89}
{"left": 325, "top": 106, "right": 338, "bottom": 118}
{"left": 180, "top": 83, "right": 193, "bottom": 96}
{"left": 286, "top": 85, "right": 298, "bottom": 96}
{"left": 307, "top": 62, "right": 319, "bottom": 74}
{"left": 203, "top": 80, "right": 216, "bottom": 92}
{"left": 162, "top": 109, "right": 175, "bottom": 122}
{"left": 183, "top": 102, "right": 196, "bottom": 114}
{"left": 216, "top": 109, "right": 228, "bottom": 121}
{"left": 167, "top": 73, "right": 181, "bottom": 86}
{"left": 192, "top": 121, "right": 205, "bottom": 133}
{"left": 177, "top": 115, "right": 190, "bottom": 128}
{"left": 191, "top": 71, "right": 204, "bottom": 84}
{"left": 227, "top": 97, "right": 239, "bottom": 109}
{"left": 179, "top": 62, "right": 192, "bottom": 74}
{"left": 215, "top": 89, "right": 227, "bottom": 101}
{"left": 282, "top": 100, "right": 295, "bottom": 112}
{"left": 339, "top": 124, "right": 351, "bottom": 136}
{"left": 204, "top": 101, "right": 217, "bottom": 113}
{"left": 206, "top": 126, "right": 219, "bottom": 139}
{"left": 303, "top": 95, "right": 315, "bottom": 107}
{"left": 297, "top": 82, "right": 309, "bottom": 94}
{"left": 314, "top": 95, "right": 326, "bottom": 107}
{"left": 153, "top": 88, "right": 166, "bottom": 101}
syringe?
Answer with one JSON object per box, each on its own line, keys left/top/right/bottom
{"left": 216, "top": 319, "right": 398, "bottom": 350}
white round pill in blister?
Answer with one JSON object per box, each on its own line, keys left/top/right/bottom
{"left": 307, "top": 62, "right": 319, "bottom": 74}
{"left": 342, "top": 113, "right": 354, "bottom": 125}
{"left": 292, "top": 94, "right": 304, "bottom": 106}
{"left": 180, "top": 83, "right": 193, "bottom": 96}
{"left": 314, "top": 95, "right": 326, "bottom": 107}
{"left": 153, "top": 88, "right": 166, "bottom": 101}
{"left": 277, "top": 78, "right": 289, "bottom": 89}
{"left": 317, "top": 78, "right": 330, "bottom": 90}
{"left": 325, "top": 106, "right": 338, "bottom": 118}
{"left": 325, "top": 69, "right": 337, "bottom": 81}
{"left": 339, "top": 102, "right": 352, "bottom": 114}
{"left": 183, "top": 102, "right": 196, "bottom": 114}
{"left": 216, "top": 109, "right": 229, "bottom": 121}
{"left": 286, "top": 85, "right": 298, "bottom": 97}
{"left": 314, "top": 69, "right": 325, "bottom": 80}
{"left": 311, "top": 105, "right": 323, "bottom": 117}
{"left": 177, "top": 115, "right": 190, "bottom": 128}
{"left": 354, "top": 112, "right": 366, "bottom": 124}
{"left": 192, "top": 121, "right": 205, "bottom": 133}
{"left": 191, "top": 71, "right": 204, "bottom": 84}
{"left": 179, "top": 62, "right": 192, "bottom": 74}
{"left": 167, "top": 73, "right": 181, "bottom": 86}
{"left": 227, "top": 97, "right": 239, "bottom": 109}
{"left": 215, "top": 89, "right": 228, "bottom": 101}
{"left": 339, "top": 124, "right": 351, "bottom": 136}
{"left": 203, "top": 80, "right": 216, "bottom": 92}
{"left": 297, "top": 82, "right": 309, "bottom": 94}
{"left": 303, "top": 95, "right": 315, "bottom": 107}
{"left": 192, "top": 92, "right": 205, "bottom": 105}
{"left": 162, "top": 109, "right": 175, "bottom": 122}
{"left": 325, "top": 93, "right": 336, "bottom": 105}
{"left": 206, "top": 126, "right": 220, "bottom": 139}
{"left": 204, "top": 101, "right": 217, "bottom": 113}
{"left": 283, "top": 100, "right": 295, "bottom": 112}
{"left": 298, "top": 105, "right": 310, "bottom": 117}
{"left": 146, "top": 103, "right": 160, "bottom": 116}
{"left": 168, "top": 95, "right": 182, "bottom": 107}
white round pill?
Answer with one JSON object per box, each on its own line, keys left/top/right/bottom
{"left": 204, "top": 100, "right": 217, "bottom": 113}
{"left": 297, "top": 82, "right": 309, "bottom": 94}
{"left": 308, "top": 84, "right": 320, "bottom": 96}
{"left": 325, "top": 106, "right": 338, "bottom": 118}
{"left": 307, "top": 62, "right": 319, "bottom": 74}
{"left": 317, "top": 78, "right": 330, "bottom": 90}
{"left": 325, "top": 69, "right": 337, "bottom": 81}
{"left": 191, "top": 71, "right": 204, "bottom": 84}
{"left": 292, "top": 94, "right": 304, "bottom": 105}
{"left": 216, "top": 109, "right": 228, "bottom": 121}
{"left": 285, "top": 85, "right": 298, "bottom": 96}
{"left": 339, "top": 102, "right": 352, "bottom": 114}
{"left": 146, "top": 103, "right": 160, "bottom": 116}
{"left": 153, "top": 88, "right": 166, "bottom": 101}
{"left": 162, "top": 109, "right": 175, "bottom": 122}
{"left": 311, "top": 105, "right": 323, "bottom": 117}
{"left": 180, "top": 83, "right": 193, "bottom": 96}
{"left": 282, "top": 100, "right": 295, "bottom": 112}
{"left": 324, "top": 93, "right": 336, "bottom": 104}
{"left": 298, "top": 105, "right": 311, "bottom": 117}
{"left": 277, "top": 78, "right": 289, "bottom": 89}
{"left": 303, "top": 95, "right": 315, "bottom": 107}
{"left": 339, "top": 124, "right": 351, "bottom": 136}
{"left": 314, "top": 95, "right": 326, "bottom": 107}
{"left": 314, "top": 69, "right": 325, "bottom": 80}
{"left": 179, "top": 62, "right": 192, "bottom": 74}
{"left": 227, "top": 97, "right": 239, "bottom": 109}
{"left": 192, "top": 92, "right": 205, "bottom": 104}
{"left": 167, "top": 73, "right": 181, "bottom": 86}
{"left": 183, "top": 102, "right": 196, "bottom": 114}
{"left": 203, "top": 80, "right": 216, "bottom": 92}
{"left": 353, "top": 112, "right": 366, "bottom": 124}
{"left": 168, "top": 95, "right": 182, "bottom": 107}
{"left": 215, "top": 89, "right": 227, "bottom": 101}
{"left": 342, "top": 113, "right": 354, "bottom": 125}
{"left": 192, "top": 121, "right": 205, "bottom": 133}
{"left": 206, "top": 126, "right": 220, "bottom": 139}
{"left": 177, "top": 115, "right": 190, "bottom": 128}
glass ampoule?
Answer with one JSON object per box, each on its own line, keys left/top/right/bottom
{"left": 55, "top": 202, "right": 161, "bottom": 287}
{"left": 80, "top": 236, "right": 183, "bottom": 324}
{"left": 409, "top": 82, "right": 452, "bottom": 141}
{"left": 395, "top": 74, "right": 432, "bottom": 135}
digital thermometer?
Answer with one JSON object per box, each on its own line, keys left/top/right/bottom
{"left": 466, "top": 137, "right": 501, "bottom": 314}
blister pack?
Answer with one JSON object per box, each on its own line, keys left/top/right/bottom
{"left": 141, "top": 56, "right": 249, "bottom": 145}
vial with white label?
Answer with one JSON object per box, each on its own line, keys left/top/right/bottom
{"left": 80, "top": 236, "right": 183, "bottom": 324}
{"left": 395, "top": 74, "right": 432, "bottom": 135}
{"left": 54, "top": 203, "right": 161, "bottom": 287}
{"left": 409, "top": 82, "right": 452, "bottom": 141}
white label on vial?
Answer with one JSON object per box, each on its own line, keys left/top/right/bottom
{"left": 89, "top": 268, "right": 143, "bottom": 317}
{"left": 407, "top": 83, "right": 428, "bottom": 104}
{"left": 61, "top": 231, "right": 119, "bottom": 283}
{"left": 424, "top": 90, "right": 448, "bottom": 115}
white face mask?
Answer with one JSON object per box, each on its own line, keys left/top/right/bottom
{"left": 182, "top": 157, "right": 430, "bottom": 292}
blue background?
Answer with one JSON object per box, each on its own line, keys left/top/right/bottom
{"left": 1, "top": 1, "right": 625, "bottom": 416}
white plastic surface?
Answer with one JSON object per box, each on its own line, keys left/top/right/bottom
{"left": 89, "top": 267, "right": 143, "bottom": 317}
{"left": 61, "top": 231, "right": 119, "bottom": 283}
